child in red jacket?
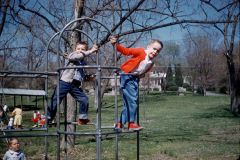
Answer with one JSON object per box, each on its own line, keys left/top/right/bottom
{"left": 110, "top": 36, "right": 163, "bottom": 130}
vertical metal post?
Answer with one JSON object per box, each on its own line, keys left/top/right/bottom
{"left": 14, "top": 95, "right": 16, "bottom": 107}
{"left": 64, "top": 97, "right": 67, "bottom": 160}
{"left": 45, "top": 35, "right": 49, "bottom": 160}
{"left": 113, "top": 40, "right": 118, "bottom": 160}
{"left": 44, "top": 74, "right": 49, "bottom": 160}
{"left": 36, "top": 96, "right": 37, "bottom": 108}
{"left": 137, "top": 83, "right": 140, "bottom": 160}
{"left": 96, "top": 67, "right": 102, "bottom": 160}
{"left": 21, "top": 96, "right": 23, "bottom": 109}
{"left": 114, "top": 69, "right": 118, "bottom": 160}
{"left": 42, "top": 96, "right": 44, "bottom": 111}
{"left": 57, "top": 75, "right": 60, "bottom": 160}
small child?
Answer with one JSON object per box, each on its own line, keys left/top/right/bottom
{"left": 2, "top": 104, "right": 8, "bottom": 122}
{"left": 37, "top": 111, "right": 41, "bottom": 120}
{"left": 12, "top": 105, "right": 23, "bottom": 129}
{"left": 30, "top": 110, "right": 38, "bottom": 127}
{"left": 7, "top": 118, "right": 13, "bottom": 130}
{"left": 3, "top": 138, "right": 26, "bottom": 160}
{"left": 111, "top": 36, "right": 163, "bottom": 131}
{"left": 38, "top": 111, "right": 45, "bottom": 127}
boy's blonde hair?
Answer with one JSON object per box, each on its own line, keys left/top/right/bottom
{"left": 149, "top": 40, "right": 164, "bottom": 49}
{"left": 75, "top": 41, "right": 88, "bottom": 50}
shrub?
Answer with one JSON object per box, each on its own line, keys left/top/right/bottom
{"left": 186, "top": 86, "right": 192, "bottom": 91}
{"left": 167, "top": 81, "right": 177, "bottom": 87}
{"left": 206, "top": 87, "right": 215, "bottom": 91}
{"left": 167, "top": 86, "right": 178, "bottom": 91}
{"left": 219, "top": 86, "right": 228, "bottom": 94}
{"left": 196, "top": 86, "right": 204, "bottom": 94}
{"left": 182, "top": 83, "right": 190, "bottom": 88}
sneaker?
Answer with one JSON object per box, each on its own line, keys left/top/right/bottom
{"left": 78, "top": 119, "right": 91, "bottom": 124}
{"left": 33, "top": 124, "right": 37, "bottom": 127}
{"left": 117, "top": 121, "right": 124, "bottom": 129}
{"left": 128, "top": 122, "right": 143, "bottom": 131}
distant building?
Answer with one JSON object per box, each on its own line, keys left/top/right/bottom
{"left": 139, "top": 71, "right": 166, "bottom": 91}
{"left": 107, "top": 71, "right": 167, "bottom": 92}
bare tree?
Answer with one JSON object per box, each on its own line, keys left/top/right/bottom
{"left": 184, "top": 32, "right": 223, "bottom": 96}
{"left": 0, "top": 1, "right": 239, "bottom": 149}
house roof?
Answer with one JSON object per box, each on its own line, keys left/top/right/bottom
{"left": 0, "top": 88, "right": 45, "bottom": 96}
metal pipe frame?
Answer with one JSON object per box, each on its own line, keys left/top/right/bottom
{"left": 54, "top": 17, "right": 118, "bottom": 160}
{"left": 0, "top": 18, "right": 142, "bottom": 160}
{"left": 53, "top": 17, "right": 141, "bottom": 159}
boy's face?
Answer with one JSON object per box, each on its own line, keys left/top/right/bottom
{"left": 10, "top": 139, "right": 20, "bottom": 152}
{"left": 75, "top": 44, "right": 87, "bottom": 53}
{"left": 147, "top": 42, "right": 162, "bottom": 60}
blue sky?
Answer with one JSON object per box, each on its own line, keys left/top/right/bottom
{"left": 158, "top": 25, "right": 185, "bottom": 43}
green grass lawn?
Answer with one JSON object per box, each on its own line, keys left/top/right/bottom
{"left": 0, "top": 92, "right": 239, "bottom": 160}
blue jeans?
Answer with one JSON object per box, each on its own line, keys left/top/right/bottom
{"left": 47, "top": 80, "right": 89, "bottom": 121}
{"left": 118, "top": 74, "right": 139, "bottom": 124}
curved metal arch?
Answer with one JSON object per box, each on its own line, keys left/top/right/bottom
{"left": 57, "top": 17, "right": 115, "bottom": 68}
{"left": 45, "top": 31, "right": 60, "bottom": 72}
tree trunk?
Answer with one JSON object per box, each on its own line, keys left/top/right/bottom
{"left": 229, "top": 60, "right": 240, "bottom": 113}
{"left": 163, "top": 78, "right": 167, "bottom": 95}
{"left": 222, "top": 6, "right": 239, "bottom": 114}
{"left": 60, "top": 94, "right": 77, "bottom": 148}
{"left": 230, "top": 81, "right": 240, "bottom": 113}
{"left": 203, "top": 87, "right": 206, "bottom": 97}
{"left": 60, "top": 0, "right": 85, "bottom": 148}
{"left": 191, "top": 79, "right": 194, "bottom": 96}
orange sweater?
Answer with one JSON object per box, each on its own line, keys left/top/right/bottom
{"left": 117, "top": 44, "right": 154, "bottom": 73}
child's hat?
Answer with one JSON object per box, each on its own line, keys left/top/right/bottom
{"left": 37, "top": 111, "right": 40, "bottom": 114}
{"left": 10, "top": 118, "right": 13, "bottom": 121}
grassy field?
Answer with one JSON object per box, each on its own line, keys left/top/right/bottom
{"left": 0, "top": 92, "right": 239, "bottom": 160}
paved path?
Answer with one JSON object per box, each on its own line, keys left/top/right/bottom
{"left": 206, "top": 92, "right": 223, "bottom": 96}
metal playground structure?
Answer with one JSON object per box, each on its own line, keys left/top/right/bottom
{"left": 0, "top": 18, "right": 142, "bottom": 160}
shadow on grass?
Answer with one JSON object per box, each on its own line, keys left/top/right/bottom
{"left": 194, "top": 105, "right": 238, "bottom": 119}
{"left": 101, "top": 99, "right": 124, "bottom": 108}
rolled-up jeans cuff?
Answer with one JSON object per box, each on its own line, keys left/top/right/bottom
{"left": 79, "top": 114, "right": 88, "bottom": 119}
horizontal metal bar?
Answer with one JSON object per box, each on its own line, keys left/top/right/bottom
{"left": 0, "top": 70, "right": 58, "bottom": 76}
{"left": 101, "top": 76, "right": 120, "bottom": 79}
{"left": 0, "top": 133, "right": 58, "bottom": 138}
{"left": 0, "top": 128, "right": 47, "bottom": 132}
{"left": 57, "top": 65, "right": 120, "bottom": 72}
{"left": 101, "top": 126, "right": 115, "bottom": 129}
{"left": 119, "top": 72, "right": 139, "bottom": 76}
{"left": 71, "top": 122, "right": 96, "bottom": 126}
{"left": 57, "top": 129, "right": 120, "bottom": 135}
{"left": 0, "top": 75, "right": 49, "bottom": 78}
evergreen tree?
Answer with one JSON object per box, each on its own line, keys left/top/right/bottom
{"left": 166, "top": 64, "right": 174, "bottom": 82}
{"left": 175, "top": 63, "right": 183, "bottom": 87}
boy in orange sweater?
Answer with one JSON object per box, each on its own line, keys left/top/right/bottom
{"left": 110, "top": 36, "right": 163, "bottom": 130}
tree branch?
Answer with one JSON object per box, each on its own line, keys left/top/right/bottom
{"left": 115, "top": 19, "right": 233, "bottom": 39}
{"left": 18, "top": 3, "right": 58, "bottom": 33}
{"left": 98, "top": 0, "right": 146, "bottom": 46}
{"left": 200, "top": 0, "right": 239, "bottom": 12}
{"left": 0, "top": 0, "right": 10, "bottom": 37}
